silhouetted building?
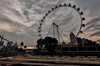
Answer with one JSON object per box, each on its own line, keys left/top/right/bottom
{"left": 70, "top": 32, "right": 77, "bottom": 44}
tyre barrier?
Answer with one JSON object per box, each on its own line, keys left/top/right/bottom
{"left": 0, "top": 62, "right": 22, "bottom": 66}
{"left": 11, "top": 60, "right": 29, "bottom": 63}
{"left": 29, "top": 55, "right": 100, "bottom": 61}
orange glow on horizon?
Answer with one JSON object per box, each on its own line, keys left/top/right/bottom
{"left": 18, "top": 47, "right": 37, "bottom": 49}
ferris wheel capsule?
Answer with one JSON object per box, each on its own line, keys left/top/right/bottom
{"left": 51, "top": 8, "right": 54, "bottom": 10}
{"left": 64, "top": 3, "right": 67, "bottom": 6}
{"left": 48, "top": 11, "right": 51, "bottom": 13}
{"left": 82, "top": 17, "right": 85, "bottom": 20}
{"left": 45, "top": 13, "right": 48, "bottom": 16}
{"left": 69, "top": 3, "right": 71, "bottom": 6}
{"left": 73, "top": 5, "right": 76, "bottom": 8}
{"left": 43, "top": 16, "right": 45, "bottom": 19}
{"left": 40, "top": 23, "right": 42, "bottom": 25}
{"left": 38, "top": 30, "right": 41, "bottom": 32}
{"left": 82, "top": 24, "right": 85, "bottom": 27}
{"left": 39, "top": 34, "right": 41, "bottom": 36}
{"left": 80, "top": 12, "right": 83, "bottom": 15}
{"left": 41, "top": 19, "right": 43, "bottom": 22}
{"left": 77, "top": 8, "right": 80, "bottom": 11}
{"left": 59, "top": 4, "right": 62, "bottom": 7}
{"left": 80, "top": 31, "right": 83, "bottom": 33}
{"left": 39, "top": 27, "right": 41, "bottom": 29}
{"left": 55, "top": 6, "right": 58, "bottom": 8}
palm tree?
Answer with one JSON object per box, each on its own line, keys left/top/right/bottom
{"left": 24, "top": 45, "right": 27, "bottom": 54}
{"left": 24, "top": 45, "right": 27, "bottom": 49}
{"left": 19, "top": 42, "right": 24, "bottom": 53}
{"left": 20, "top": 42, "right": 24, "bottom": 46}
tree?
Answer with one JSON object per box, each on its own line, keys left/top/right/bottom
{"left": 24, "top": 45, "right": 27, "bottom": 49}
{"left": 20, "top": 42, "right": 24, "bottom": 46}
{"left": 19, "top": 42, "right": 24, "bottom": 53}
{"left": 19, "top": 48, "right": 23, "bottom": 52}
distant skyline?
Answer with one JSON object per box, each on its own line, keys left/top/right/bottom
{"left": 0, "top": 0, "right": 100, "bottom": 46}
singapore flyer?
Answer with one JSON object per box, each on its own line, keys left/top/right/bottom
{"left": 38, "top": 3, "right": 85, "bottom": 43}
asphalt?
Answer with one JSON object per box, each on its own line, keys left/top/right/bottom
{"left": 1, "top": 56, "right": 100, "bottom": 65}
{"left": 12, "top": 56, "right": 100, "bottom": 65}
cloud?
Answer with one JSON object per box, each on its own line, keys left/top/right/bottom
{"left": 91, "top": 31, "right": 100, "bottom": 36}
{"left": 0, "top": 0, "right": 100, "bottom": 46}
{"left": 86, "top": 18, "right": 100, "bottom": 25}
{"left": 58, "top": 11, "right": 74, "bottom": 26}
{"left": 84, "top": 17, "right": 100, "bottom": 31}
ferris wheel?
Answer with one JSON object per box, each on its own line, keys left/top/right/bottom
{"left": 38, "top": 3, "right": 85, "bottom": 43}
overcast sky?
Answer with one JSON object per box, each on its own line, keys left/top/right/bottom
{"left": 0, "top": 0, "right": 100, "bottom": 46}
